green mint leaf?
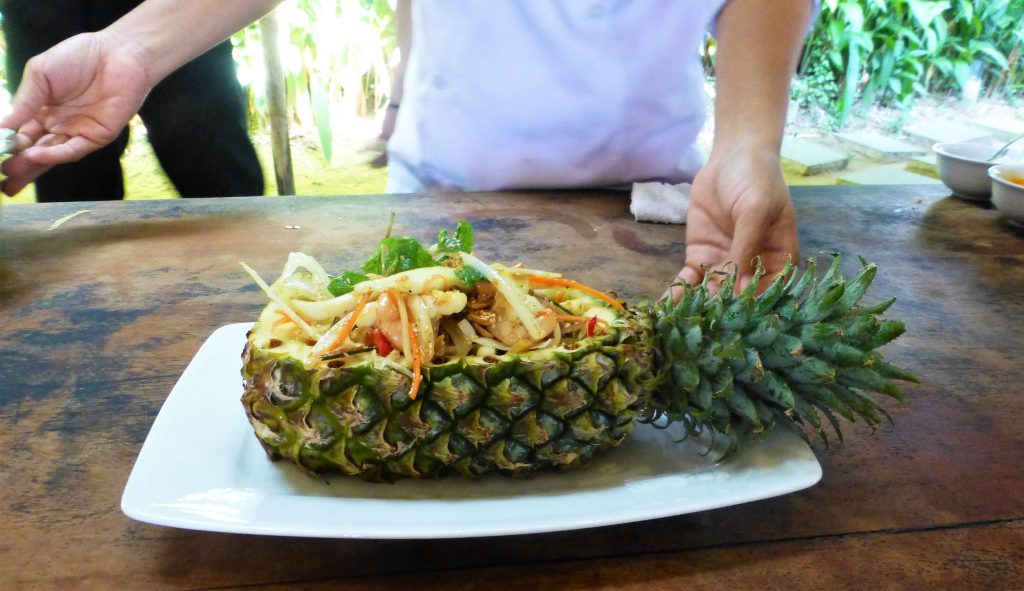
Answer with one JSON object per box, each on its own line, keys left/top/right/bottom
{"left": 327, "top": 270, "right": 370, "bottom": 296}
{"left": 455, "top": 265, "right": 486, "bottom": 287}
{"left": 361, "top": 236, "right": 437, "bottom": 276}
{"left": 435, "top": 219, "right": 475, "bottom": 255}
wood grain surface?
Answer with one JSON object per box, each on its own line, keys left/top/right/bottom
{"left": 1, "top": 186, "right": 1022, "bottom": 590}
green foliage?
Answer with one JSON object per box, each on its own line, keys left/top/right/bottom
{"left": 310, "top": 76, "right": 333, "bottom": 164}
{"left": 328, "top": 270, "right": 371, "bottom": 296}
{"left": 455, "top": 266, "right": 486, "bottom": 288}
{"left": 348, "top": 219, "right": 476, "bottom": 279}
{"left": 231, "top": 0, "right": 397, "bottom": 162}
{"left": 435, "top": 220, "right": 475, "bottom": 259}
{"left": 361, "top": 236, "right": 437, "bottom": 276}
{"left": 796, "top": 0, "right": 1024, "bottom": 127}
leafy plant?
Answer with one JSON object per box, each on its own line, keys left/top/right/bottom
{"left": 231, "top": 0, "right": 397, "bottom": 163}
{"left": 795, "top": 0, "right": 1024, "bottom": 126}
{"left": 790, "top": 55, "right": 842, "bottom": 128}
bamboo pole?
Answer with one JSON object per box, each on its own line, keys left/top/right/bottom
{"left": 259, "top": 10, "right": 295, "bottom": 196}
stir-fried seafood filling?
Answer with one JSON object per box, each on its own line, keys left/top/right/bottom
{"left": 242, "top": 222, "right": 624, "bottom": 401}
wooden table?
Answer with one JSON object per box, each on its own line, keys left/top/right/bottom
{"left": 2, "top": 185, "right": 1022, "bottom": 590}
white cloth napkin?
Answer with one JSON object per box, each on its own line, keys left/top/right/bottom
{"left": 630, "top": 181, "right": 690, "bottom": 224}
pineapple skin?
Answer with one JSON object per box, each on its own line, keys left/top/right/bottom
{"left": 241, "top": 257, "right": 919, "bottom": 481}
{"left": 241, "top": 309, "right": 656, "bottom": 481}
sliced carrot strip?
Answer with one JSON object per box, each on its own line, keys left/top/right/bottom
{"left": 528, "top": 276, "right": 625, "bottom": 311}
{"left": 406, "top": 312, "right": 423, "bottom": 400}
{"left": 387, "top": 289, "right": 412, "bottom": 362}
{"left": 320, "top": 291, "right": 372, "bottom": 357}
{"left": 273, "top": 310, "right": 294, "bottom": 328}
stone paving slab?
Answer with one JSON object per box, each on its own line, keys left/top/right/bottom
{"left": 903, "top": 120, "right": 992, "bottom": 145}
{"left": 905, "top": 154, "right": 939, "bottom": 178}
{"left": 837, "top": 164, "right": 943, "bottom": 186}
{"left": 967, "top": 116, "right": 1024, "bottom": 140}
{"left": 781, "top": 137, "right": 850, "bottom": 176}
{"left": 835, "top": 131, "right": 927, "bottom": 162}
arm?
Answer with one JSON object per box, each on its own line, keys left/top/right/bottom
{"left": 109, "top": 0, "right": 284, "bottom": 85}
{"left": 0, "top": 0, "right": 282, "bottom": 196}
{"left": 679, "top": 0, "right": 813, "bottom": 292}
{"left": 390, "top": 0, "right": 413, "bottom": 111}
{"left": 370, "top": 0, "right": 411, "bottom": 167}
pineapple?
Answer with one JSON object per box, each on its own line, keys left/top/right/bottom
{"left": 241, "top": 221, "right": 918, "bottom": 481}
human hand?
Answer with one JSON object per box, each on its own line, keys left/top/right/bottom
{"left": 0, "top": 32, "right": 153, "bottom": 196}
{"left": 677, "top": 147, "right": 800, "bottom": 295}
{"left": 367, "top": 105, "right": 399, "bottom": 168}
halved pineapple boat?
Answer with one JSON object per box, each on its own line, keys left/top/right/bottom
{"left": 241, "top": 221, "right": 918, "bottom": 481}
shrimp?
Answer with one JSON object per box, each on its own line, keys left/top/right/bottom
{"left": 290, "top": 267, "right": 461, "bottom": 322}
{"left": 375, "top": 290, "right": 407, "bottom": 353}
{"left": 374, "top": 288, "right": 470, "bottom": 361}
{"left": 490, "top": 292, "right": 557, "bottom": 347}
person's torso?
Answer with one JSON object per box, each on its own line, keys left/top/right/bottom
{"left": 388, "top": 0, "right": 725, "bottom": 192}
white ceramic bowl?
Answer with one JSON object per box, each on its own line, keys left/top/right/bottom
{"left": 934, "top": 141, "right": 1008, "bottom": 201}
{"left": 989, "top": 164, "right": 1024, "bottom": 229}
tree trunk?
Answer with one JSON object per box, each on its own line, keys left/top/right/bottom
{"left": 259, "top": 10, "right": 295, "bottom": 196}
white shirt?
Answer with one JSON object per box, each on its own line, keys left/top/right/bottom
{"left": 387, "top": 1, "right": 729, "bottom": 193}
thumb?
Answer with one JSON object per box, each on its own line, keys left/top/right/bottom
{"left": 0, "top": 65, "right": 52, "bottom": 132}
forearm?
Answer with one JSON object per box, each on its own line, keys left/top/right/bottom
{"left": 389, "top": 0, "right": 412, "bottom": 104}
{"left": 107, "top": 0, "right": 283, "bottom": 85}
{"left": 711, "top": 0, "right": 812, "bottom": 156}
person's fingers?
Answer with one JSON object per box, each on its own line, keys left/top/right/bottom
{"left": 0, "top": 59, "right": 55, "bottom": 132}
{"left": 727, "top": 201, "right": 771, "bottom": 291}
{"left": 1, "top": 118, "right": 48, "bottom": 159}
{"left": 763, "top": 250, "right": 798, "bottom": 279}
{"left": 8, "top": 118, "right": 46, "bottom": 149}
{"left": 34, "top": 132, "right": 71, "bottom": 149}
{"left": 10, "top": 132, "right": 35, "bottom": 153}
{"left": 0, "top": 155, "right": 51, "bottom": 196}
{"left": 678, "top": 264, "right": 702, "bottom": 286}
{"left": 2, "top": 172, "right": 42, "bottom": 196}
{"left": 23, "top": 135, "right": 99, "bottom": 166}
{"left": 1, "top": 134, "right": 95, "bottom": 196}
{"left": 0, "top": 93, "right": 44, "bottom": 135}
{"left": 664, "top": 264, "right": 702, "bottom": 302}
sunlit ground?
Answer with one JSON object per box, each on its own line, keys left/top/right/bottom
{"left": 3, "top": 97, "right": 1022, "bottom": 205}
{"left": 3, "top": 115, "right": 389, "bottom": 204}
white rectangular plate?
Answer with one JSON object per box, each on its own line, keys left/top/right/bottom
{"left": 122, "top": 323, "right": 822, "bottom": 539}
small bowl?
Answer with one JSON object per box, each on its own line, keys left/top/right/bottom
{"left": 934, "top": 141, "right": 1008, "bottom": 201}
{"left": 989, "top": 164, "right": 1024, "bottom": 229}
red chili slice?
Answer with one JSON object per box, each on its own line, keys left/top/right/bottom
{"left": 371, "top": 329, "right": 393, "bottom": 356}
{"left": 586, "top": 316, "right": 598, "bottom": 338}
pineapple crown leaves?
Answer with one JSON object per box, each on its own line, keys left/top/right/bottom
{"left": 645, "top": 255, "right": 920, "bottom": 459}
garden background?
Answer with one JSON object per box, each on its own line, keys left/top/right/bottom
{"left": 1, "top": 0, "right": 1021, "bottom": 204}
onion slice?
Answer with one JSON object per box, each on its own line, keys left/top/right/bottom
{"left": 241, "top": 262, "right": 320, "bottom": 340}
{"left": 495, "top": 265, "right": 562, "bottom": 278}
{"left": 454, "top": 318, "right": 509, "bottom": 352}
{"left": 459, "top": 252, "right": 545, "bottom": 340}
{"left": 291, "top": 266, "right": 463, "bottom": 323}
{"left": 279, "top": 252, "right": 333, "bottom": 299}
{"left": 442, "top": 319, "right": 472, "bottom": 358}
{"left": 392, "top": 290, "right": 412, "bottom": 362}
{"left": 406, "top": 294, "right": 435, "bottom": 361}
